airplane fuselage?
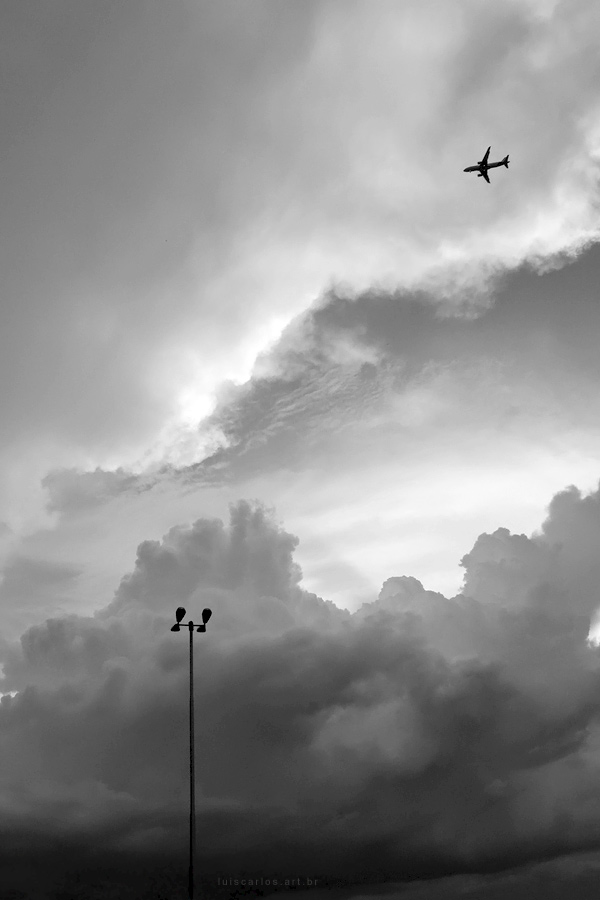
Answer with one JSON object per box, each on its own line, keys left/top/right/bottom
{"left": 463, "top": 160, "right": 506, "bottom": 172}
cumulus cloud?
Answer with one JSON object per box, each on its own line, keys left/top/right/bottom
{"left": 2, "top": 489, "right": 600, "bottom": 895}
{"left": 160, "top": 254, "right": 600, "bottom": 613}
{"left": 3, "top": 5, "right": 600, "bottom": 896}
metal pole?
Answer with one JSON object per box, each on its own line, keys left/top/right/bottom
{"left": 189, "top": 622, "right": 195, "bottom": 900}
{"left": 171, "top": 607, "right": 211, "bottom": 900}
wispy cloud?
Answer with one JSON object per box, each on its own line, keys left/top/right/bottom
{"left": 0, "top": 0, "right": 600, "bottom": 537}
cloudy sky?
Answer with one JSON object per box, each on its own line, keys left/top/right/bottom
{"left": 2, "top": 0, "right": 600, "bottom": 896}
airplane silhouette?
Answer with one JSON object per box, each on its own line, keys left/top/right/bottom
{"left": 463, "top": 146, "right": 509, "bottom": 183}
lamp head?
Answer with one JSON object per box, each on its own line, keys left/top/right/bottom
{"left": 196, "top": 609, "right": 212, "bottom": 632}
{"left": 170, "top": 607, "right": 186, "bottom": 631}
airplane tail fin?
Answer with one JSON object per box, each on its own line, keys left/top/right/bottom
{"left": 503, "top": 155, "right": 509, "bottom": 168}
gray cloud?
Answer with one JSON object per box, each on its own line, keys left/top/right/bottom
{"left": 174, "top": 244, "right": 600, "bottom": 500}
{"left": 1, "top": 0, "right": 600, "bottom": 539}
{"left": 2, "top": 489, "right": 600, "bottom": 895}
{"left": 23, "top": 242, "right": 600, "bottom": 635}
{"left": 3, "top": 4, "right": 600, "bottom": 896}
{"left": 0, "top": 555, "right": 81, "bottom": 646}
{"left": 41, "top": 467, "right": 150, "bottom": 516}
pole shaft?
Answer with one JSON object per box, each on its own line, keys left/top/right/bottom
{"left": 189, "top": 624, "right": 195, "bottom": 900}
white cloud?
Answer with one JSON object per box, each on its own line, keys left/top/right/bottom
{"left": 0, "top": 0, "right": 599, "bottom": 539}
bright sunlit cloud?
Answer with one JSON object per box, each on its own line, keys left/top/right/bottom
{"left": 0, "top": 0, "right": 599, "bottom": 540}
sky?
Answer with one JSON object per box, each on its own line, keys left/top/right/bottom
{"left": 2, "top": 0, "right": 600, "bottom": 896}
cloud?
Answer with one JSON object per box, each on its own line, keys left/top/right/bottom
{"left": 2, "top": 0, "right": 600, "bottom": 542}
{"left": 3, "top": 4, "right": 600, "bottom": 894}
{"left": 2, "top": 490, "right": 600, "bottom": 894}
{"left": 15, "top": 241, "right": 600, "bottom": 637}
{"left": 41, "top": 468, "right": 143, "bottom": 516}
{"left": 0, "top": 555, "right": 81, "bottom": 647}
{"left": 161, "top": 253, "right": 600, "bottom": 609}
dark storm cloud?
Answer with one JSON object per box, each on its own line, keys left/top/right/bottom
{"left": 2, "top": 4, "right": 600, "bottom": 896}
{"left": 2, "top": 490, "right": 600, "bottom": 894}
{"left": 297, "top": 850, "right": 600, "bottom": 900}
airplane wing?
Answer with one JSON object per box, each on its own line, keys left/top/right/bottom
{"left": 480, "top": 146, "right": 491, "bottom": 165}
{"left": 481, "top": 170, "right": 490, "bottom": 183}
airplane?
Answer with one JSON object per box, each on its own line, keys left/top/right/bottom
{"left": 463, "top": 146, "right": 509, "bottom": 183}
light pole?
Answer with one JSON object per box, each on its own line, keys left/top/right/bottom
{"left": 171, "top": 606, "right": 213, "bottom": 900}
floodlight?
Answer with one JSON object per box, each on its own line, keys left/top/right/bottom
{"left": 169, "top": 604, "right": 212, "bottom": 898}
{"left": 171, "top": 607, "right": 187, "bottom": 631}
